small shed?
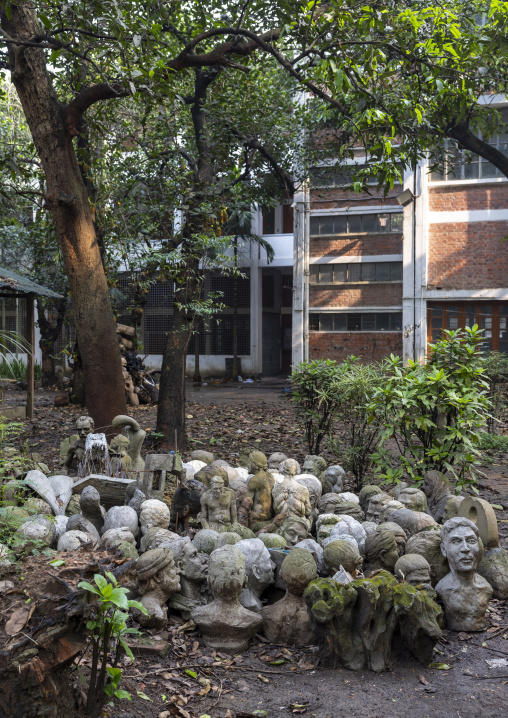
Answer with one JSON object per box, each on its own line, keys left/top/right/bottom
{"left": 0, "top": 266, "right": 62, "bottom": 420}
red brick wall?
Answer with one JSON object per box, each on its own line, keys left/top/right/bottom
{"left": 310, "top": 284, "right": 402, "bottom": 307}
{"left": 310, "top": 234, "right": 402, "bottom": 257}
{"left": 429, "top": 184, "right": 508, "bottom": 211}
{"left": 309, "top": 331, "right": 402, "bottom": 363}
{"left": 428, "top": 221, "right": 508, "bottom": 289}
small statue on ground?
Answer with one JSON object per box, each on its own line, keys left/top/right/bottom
{"left": 262, "top": 548, "right": 318, "bottom": 645}
{"left": 109, "top": 434, "right": 134, "bottom": 478}
{"left": 398, "top": 487, "right": 428, "bottom": 513}
{"left": 378, "top": 522, "right": 407, "bottom": 557}
{"left": 295, "top": 474, "right": 322, "bottom": 516}
{"left": 134, "top": 548, "right": 181, "bottom": 628}
{"left": 237, "top": 496, "right": 253, "bottom": 528}
{"left": 62, "top": 416, "right": 95, "bottom": 476}
{"left": 423, "top": 470, "right": 451, "bottom": 523}
{"left": 359, "top": 485, "right": 383, "bottom": 513}
{"left": 302, "top": 455, "right": 329, "bottom": 491}
{"left": 436, "top": 517, "right": 493, "bottom": 631}
{"left": 394, "top": 554, "right": 433, "bottom": 590}
{"left": 325, "top": 465, "right": 346, "bottom": 494}
{"left": 111, "top": 415, "right": 146, "bottom": 474}
{"left": 247, "top": 451, "right": 274, "bottom": 532}
{"left": 405, "top": 530, "right": 449, "bottom": 587}
{"left": 393, "top": 581, "right": 443, "bottom": 664}
{"left": 140, "top": 499, "right": 170, "bottom": 543}
{"left": 323, "top": 539, "right": 363, "bottom": 576}
{"left": 277, "top": 515, "right": 311, "bottom": 546}
{"left": 271, "top": 460, "right": 312, "bottom": 524}
{"left": 191, "top": 545, "right": 263, "bottom": 653}
{"left": 236, "top": 538, "right": 275, "bottom": 612}
{"left": 166, "top": 536, "right": 209, "bottom": 619}
{"left": 199, "top": 476, "right": 237, "bottom": 531}
{"left": 364, "top": 529, "right": 399, "bottom": 575}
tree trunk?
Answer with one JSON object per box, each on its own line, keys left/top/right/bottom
{"left": 157, "top": 306, "right": 193, "bottom": 451}
{"left": 193, "top": 320, "right": 201, "bottom": 382}
{"left": 2, "top": 2, "right": 127, "bottom": 432}
{"left": 232, "top": 237, "right": 238, "bottom": 379}
{"left": 36, "top": 297, "right": 67, "bottom": 387}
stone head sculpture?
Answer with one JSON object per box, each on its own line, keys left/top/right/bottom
{"left": 364, "top": 529, "right": 399, "bottom": 574}
{"left": 329, "top": 515, "right": 367, "bottom": 555}
{"left": 76, "top": 416, "right": 94, "bottom": 441}
{"left": 140, "top": 499, "right": 170, "bottom": 535}
{"left": 281, "top": 548, "right": 318, "bottom": 596}
{"left": 278, "top": 516, "right": 311, "bottom": 546}
{"left": 280, "top": 459, "right": 299, "bottom": 478}
{"left": 109, "top": 434, "right": 130, "bottom": 457}
{"left": 236, "top": 538, "right": 275, "bottom": 611}
{"left": 323, "top": 539, "right": 363, "bottom": 576}
{"left": 168, "top": 536, "right": 208, "bottom": 585}
{"left": 359, "top": 485, "right": 382, "bottom": 512}
{"left": 405, "top": 530, "right": 449, "bottom": 587}
{"left": 436, "top": 517, "right": 492, "bottom": 631}
{"left": 268, "top": 452, "right": 288, "bottom": 469}
{"left": 295, "top": 475, "right": 322, "bottom": 513}
{"left": 378, "top": 521, "right": 407, "bottom": 556}
{"left": 316, "top": 513, "right": 341, "bottom": 545}
{"left": 135, "top": 547, "right": 180, "bottom": 628}
{"left": 208, "top": 545, "right": 247, "bottom": 600}
{"left": 325, "top": 465, "right": 346, "bottom": 494}
{"left": 302, "top": 455, "right": 327, "bottom": 481}
{"left": 365, "top": 492, "right": 391, "bottom": 523}
{"left": 394, "top": 553, "right": 432, "bottom": 589}
{"left": 249, "top": 450, "right": 268, "bottom": 473}
{"left": 398, "top": 487, "right": 428, "bottom": 513}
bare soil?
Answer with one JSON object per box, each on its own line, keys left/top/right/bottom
{"left": 2, "top": 379, "right": 508, "bottom": 718}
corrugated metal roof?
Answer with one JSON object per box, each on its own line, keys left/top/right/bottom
{"left": 0, "top": 266, "right": 62, "bottom": 298}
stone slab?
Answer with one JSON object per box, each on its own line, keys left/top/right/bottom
{"left": 0, "top": 405, "right": 26, "bottom": 421}
{"left": 72, "top": 474, "right": 135, "bottom": 510}
{"left": 459, "top": 496, "right": 499, "bottom": 549}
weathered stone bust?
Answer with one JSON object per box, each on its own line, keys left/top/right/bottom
{"left": 294, "top": 538, "right": 325, "bottom": 575}
{"left": 316, "top": 513, "right": 341, "bottom": 545}
{"left": 436, "top": 517, "right": 493, "bottom": 631}
{"left": 139, "top": 527, "right": 180, "bottom": 553}
{"left": 261, "top": 548, "right": 317, "bottom": 645}
{"left": 199, "top": 476, "right": 237, "bottom": 532}
{"left": 166, "top": 536, "right": 209, "bottom": 619}
{"left": 324, "top": 539, "right": 363, "bottom": 576}
{"left": 267, "top": 452, "right": 288, "bottom": 470}
{"left": 389, "top": 508, "right": 437, "bottom": 537}
{"left": 236, "top": 538, "right": 275, "bottom": 611}
{"left": 191, "top": 545, "right": 263, "bottom": 653}
{"left": 359, "top": 485, "right": 382, "bottom": 513}
{"left": 364, "top": 529, "right": 399, "bottom": 575}
{"left": 378, "top": 499, "right": 405, "bottom": 524}
{"left": 277, "top": 515, "right": 311, "bottom": 546}
{"left": 302, "top": 455, "right": 328, "bottom": 490}
{"left": 398, "top": 487, "right": 428, "bottom": 513}
{"left": 329, "top": 516, "right": 366, "bottom": 555}
{"left": 405, "top": 530, "right": 449, "bottom": 587}
{"left": 325, "top": 465, "right": 346, "bottom": 494}
{"left": 247, "top": 451, "right": 274, "bottom": 531}
{"left": 135, "top": 548, "right": 180, "bottom": 628}
{"left": 109, "top": 434, "right": 134, "bottom": 478}
{"left": 62, "top": 416, "right": 94, "bottom": 475}
{"left": 295, "top": 474, "right": 322, "bottom": 516}
{"left": 140, "top": 499, "right": 170, "bottom": 535}
{"left": 423, "top": 470, "right": 451, "bottom": 523}
{"left": 271, "top": 466, "right": 312, "bottom": 525}
{"left": 365, "top": 492, "right": 391, "bottom": 523}
{"left": 378, "top": 522, "right": 407, "bottom": 557}
{"left": 395, "top": 554, "right": 432, "bottom": 589}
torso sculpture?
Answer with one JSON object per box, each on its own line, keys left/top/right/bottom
{"left": 135, "top": 548, "right": 180, "bottom": 628}
{"left": 62, "top": 416, "right": 94, "bottom": 476}
{"left": 199, "top": 476, "right": 237, "bottom": 531}
{"left": 247, "top": 451, "right": 274, "bottom": 531}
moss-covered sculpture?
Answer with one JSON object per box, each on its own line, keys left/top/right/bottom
{"left": 393, "top": 583, "right": 443, "bottom": 664}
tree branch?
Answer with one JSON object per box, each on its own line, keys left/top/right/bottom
{"left": 66, "top": 83, "right": 130, "bottom": 136}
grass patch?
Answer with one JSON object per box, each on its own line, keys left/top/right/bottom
{"left": 480, "top": 432, "right": 508, "bottom": 452}
{"left": 0, "top": 358, "right": 42, "bottom": 382}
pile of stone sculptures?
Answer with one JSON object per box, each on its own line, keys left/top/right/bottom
{"left": 4, "top": 418, "right": 508, "bottom": 674}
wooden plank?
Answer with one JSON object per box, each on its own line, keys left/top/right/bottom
{"left": 26, "top": 293, "right": 34, "bottom": 421}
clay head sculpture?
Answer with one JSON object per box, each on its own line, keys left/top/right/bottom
{"left": 236, "top": 538, "right": 275, "bottom": 611}
{"left": 397, "top": 487, "right": 428, "bottom": 513}
{"left": 359, "top": 485, "right": 382, "bottom": 512}
{"left": 295, "top": 475, "right": 322, "bottom": 513}
{"left": 323, "top": 539, "right": 363, "bottom": 576}
{"left": 316, "top": 513, "right": 341, "bottom": 545}
{"left": 191, "top": 545, "right": 263, "bottom": 653}
{"left": 364, "top": 529, "right": 399, "bottom": 575}
{"left": 365, "top": 492, "right": 391, "bottom": 523}
{"left": 423, "top": 470, "right": 451, "bottom": 523}
{"left": 77, "top": 416, "right": 94, "bottom": 441}
{"left": 277, "top": 516, "right": 311, "bottom": 546}
{"left": 135, "top": 547, "right": 180, "bottom": 628}
{"left": 280, "top": 458, "right": 299, "bottom": 478}
{"left": 436, "top": 517, "right": 492, "bottom": 631}
{"left": 268, "top": 452, "right": 288, "bottom": 469}
{"left": 394, "top": 554, "right": 432, "bottom": 590}
{"left": 166, "top": 536, "right": 209, "bottom": 618}
{"left": 325, "top": 465, "right": 346, "bottom": 494}
{"left": 302, "top": 455, "right": 327, "bottom": 483}
{"left": 140, "top": 499, "right": 170, "bottom": 535}
{"left": 405, "top": 530, "right": 449, "bottom": 587}
{"left": 378, "top": 522, "right": 407, "bottom": 557}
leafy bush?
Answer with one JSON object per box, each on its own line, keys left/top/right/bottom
{"left": 369, "top": 326, "right": 491, "bottom": 491}
{"left": 291, "top": 359, "right": 346, "bottom": 454}
{"left": 479, "top": 432, "right": 508, "bottom": 452}
{"left": 327, "top": 358, "right": 384, "bottom": 490}
{"left": 482, "top": 351, "right": 508, "bottom": 433}
{"left": 0, "top": 357, "right": 42, "bottom": 381}
{"left": 78, "top": 572, "right": 148, "bottom": 717}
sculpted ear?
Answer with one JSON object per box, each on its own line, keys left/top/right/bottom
{"left": 252, "top": 565, "right": 262, "bottom": 581}
{"left": 440, "top": 543, "right": 447, "bottom": 558}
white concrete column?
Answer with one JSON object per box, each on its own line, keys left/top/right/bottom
{"left": 250, "top": 260, "right": 263, "bottom": 376}
{"left": 292, "top": 185, "right": 309, "bottom": 367}
{"left": 402, "top": 161, "right": 427, "bottom": 362}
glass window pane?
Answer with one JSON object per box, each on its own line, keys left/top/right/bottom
{"left": 310, "top": 266, "right": 319, "bottom": 283}
{"left": 319, "top": 215, "right": 335, "bottom": 234}
{"left": 334, "top": 264, "right": 347, "bottom": 282}
{"left": 464, "top": 157, "right": 479, "bottom": 179}
{"left": 447, "top": 305, "right": 459, "bottom": 330}
{"left": 362, "top": 314, "right": 376, "bottom": 330}
{"left": 320, "top": 265, "right": 333, "bottom": 283}
{"left": 348, "top": 314, "right": 362, "bottom": 331}
{"left": 333, "top": 215, "right": 348, "bottom": 234}
{"left": 361, "top": 263, "right": 376, "bottom": 281}
{"left": 391, "top": 313, "right": 402, "bottom": 330}
{"left": 361, "top": 214, "right": 379, "bottom": 233}
{"left": 391, "top": 213, "right": 403, "bottom": 231}
{"left": 310, "top": 217, "right": 320, "bottom": 235}
{"left": 464, "top": 304, "right": 477, "bottom": 328}
{"left": 375, "top": 263, "right": 390, "bottom": 281}
{"left": 376, "top": 313, "right": 390, "bottom": 331}
{"left": 334, "top": 314, "right": 347, "bottom": 331}
{"left": 481, "top": 160, "right": 498, "bottom": 179}
{"left": 320, "top": 314, "right": 334, "bottom": 331}
{"left": 390, "top": 262, "right": 403, "bottom": 281}
{"left": 349, "top": 264, "right": 362, "bottom": 282}
{"left": 348, "top": 215, "right": 362, "bottom": 233}
{"left": 309, "top": 314, "right": 319, "bottom": 331}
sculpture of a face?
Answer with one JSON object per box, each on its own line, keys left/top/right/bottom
{"left": 110, "top": 434, "right": 129, "bottom": 457}
{"left": 317, "top": 518, "right": 339, "bottom": 545}
{"left": 366, "top": 494, "right": 388, "bottom": 523}
{"left": 441, "top": 524, "right": 480, "bottom": 574}
{"left": 76, "top": 416, "right": 94, "bottom": 441}
{"left": 209, "top": 547, "right": 246, "bottom": 600}
{"left": 160, "top": 561, "right": 181, "bottom": 594}
{"left": 140, "top": 500, "right": 170, "bottom": 534}
{"left": 282, "top": 519, "right": 309, "bottom": 546}
{"left": 398, "top": 488, "right": 427, "bottom": 512}
{"left": 181, "top": 541, "right": 208, "bottom": 582}
{"left": 211, "top": 476, "right": 225, "bottom": 498}
{"left": 295, "top": 476, "right": 322, "bottom": 511}
{"left": 406, "top": 565, "right": 432, "bottom": 589}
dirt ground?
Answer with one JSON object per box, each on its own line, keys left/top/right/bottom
{"left": 3, "top": 379, "right": 508, "bottom": 718}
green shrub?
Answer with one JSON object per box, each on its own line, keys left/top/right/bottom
{"left": 327, "top": 358, "right": 384, "bottom": 490}
{"left": 0, "top": 357, "right": 42, "bottom": 381}
{"left": 482, "top": 351, "right": 508, "bottom": 433}
{"left": 369, "top": 326, "right": 491, "bottom": 491}
{"left": 479, "top": 432, "right": 508, "bottom": 452}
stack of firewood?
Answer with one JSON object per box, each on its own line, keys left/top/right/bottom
{"left": 116, "top": 322, "right": 135, "bottom": 352}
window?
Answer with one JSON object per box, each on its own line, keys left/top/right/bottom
{"left": 310, "top": 212, "right": 402, "bottom": 235}
{"left": 430, "top": 110, "right": 508, "bottom": 181}
{"left": 309, "top": 163, "right": 400, "bottom": 188}
{"left": 310, "top": 261, "right": 402, "bottom": 283}
{"left": 427, "top": 302, "right": 508, "bottom": 352}
{"left": 309, "top": 312, "right": 402, "bottom": 332}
